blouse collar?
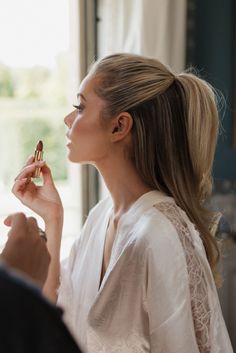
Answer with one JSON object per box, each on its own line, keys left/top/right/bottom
{"left": 116, "top": 189, "right": 173, "bottom": 233}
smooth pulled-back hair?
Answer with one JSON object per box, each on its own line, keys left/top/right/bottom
{"left": 90, "top": 53, "right": 220, "bottom": 282}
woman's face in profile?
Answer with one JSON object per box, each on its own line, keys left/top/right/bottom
{"left": 64, "top": 75, "right": 111, "bottom": 165}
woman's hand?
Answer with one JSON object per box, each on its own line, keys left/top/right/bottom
{"left": 12, "top": 157, "right": 63, "bottom": 223}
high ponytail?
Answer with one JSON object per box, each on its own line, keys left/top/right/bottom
{"left": 177, "top": 73, "right": 219, "bottom": 201}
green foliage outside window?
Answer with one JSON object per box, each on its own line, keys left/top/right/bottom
{"left": 0, "top": 64, "right": 14, "bottom": 97}
{"left": 0, "top": 54, "right": 70, "bottom": 186}
{"left": 18, "top": 118, "right": 67, "bottom": 181}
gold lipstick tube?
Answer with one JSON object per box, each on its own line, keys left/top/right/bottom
{"left": 34, "top": 151, "right": 43, "bottom": 178}
{"left": 34, "top": 140, "right": 43, "bottom": 178}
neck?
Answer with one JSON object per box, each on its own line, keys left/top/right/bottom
{"left": 95, "top": 157, "right": 153, "bottom": 217}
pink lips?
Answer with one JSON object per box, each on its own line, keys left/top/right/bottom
{"left": 66, "top": 133, "right": 72, "bottom": 147}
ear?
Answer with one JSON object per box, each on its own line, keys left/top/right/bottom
{"left": 110, "top": 112, "right": 133, "bottom": 142}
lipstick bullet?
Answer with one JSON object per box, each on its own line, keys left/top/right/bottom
{"left": 34, "top": 140, "right": 43, "bottom": 178}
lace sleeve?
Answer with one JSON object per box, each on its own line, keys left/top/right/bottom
{"left": 154, "top": 202, "right": 211, "bottom": 353}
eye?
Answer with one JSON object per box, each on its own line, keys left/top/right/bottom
{"left": 73, "top": 104, "right": 84, "bottom": 112}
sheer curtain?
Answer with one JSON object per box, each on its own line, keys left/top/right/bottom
{"left": 97, "top": 0, "right": 186, "bottom": 72}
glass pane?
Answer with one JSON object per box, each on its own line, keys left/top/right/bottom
{"left": 0, "top": 0, "right": 81, "bottom": 259}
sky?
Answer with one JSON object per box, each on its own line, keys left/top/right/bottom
{"left": 0, "top": 0, "right": 69, "bottom": 68}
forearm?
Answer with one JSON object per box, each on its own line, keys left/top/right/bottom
{"left": 43, "top": 213, "right": 63, "bottom": 303}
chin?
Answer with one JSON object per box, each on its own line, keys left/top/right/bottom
{"left": 68, "top": 156, "right": 80, "bottom": 163}
{"left": 67, "top": 153, "right": 88, "bottom": 164}
{"left": 67, "top": 152, "right": 78, "bottom": 163}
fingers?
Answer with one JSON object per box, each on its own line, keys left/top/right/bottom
{"left": 5, "top": 213, "right": 28, "bottom": 238}
{"left": 6, "top": 212, "right": 27, "bottom": 228}
{"left": 4, "top": 214, "right": 13, "bottom": 226}
{"left": 4, "top": 212, "right": 26, "bottom": 227}
{"left": 14, "top": 157, "right": 54, "bottom": 187}
{"left": 11, "top": 215, "right": 39, "bottom": 240}
{"left": 4, "top": 213, "right": 44, "bottom": 242}
{"left": 4, "top": 214, "right": 38, "bottom": 231}
{"left": 14, "top": 161, "right": 45, "bottom": 181}
{"left": 27, "top": 216, "right": 40, "bottom": 239}
{"left": 5, "top": 214, "right": 43, "bottom": 236}
{"left": 11, "top": 178, "right": 32, "bottom": 199}
{"left": 1, "top": 212, "right": 50, "bottom": 288}
{"left": 40, "top": 163, "right": 55, "bottom": 186}
{"left": 27, "top": 216, "right": 38, "bottom": 231}
{"left": 24, "top": 155, "right": 35, "bottom": 167}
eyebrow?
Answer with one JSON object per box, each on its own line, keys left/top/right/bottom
{"left": 77, "top": 93, "right": 87, "bottom": 101}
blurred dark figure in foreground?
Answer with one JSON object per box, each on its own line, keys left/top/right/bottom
{"left": 0, "top": 212, "right": 82, "bottom": 353}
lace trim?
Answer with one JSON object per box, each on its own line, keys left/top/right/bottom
{"left": 154, "top": 202, "right": 211, "bottom": 353}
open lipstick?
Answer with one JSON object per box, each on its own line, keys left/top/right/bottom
{"left": 34, "top": 140, "right": 43, "bottom": 178}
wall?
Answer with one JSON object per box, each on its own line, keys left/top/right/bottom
{"left": 187, "top": 0, "right": 236, "bottom": 180}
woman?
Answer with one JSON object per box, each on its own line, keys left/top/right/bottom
{"left": 13, "top": 54, "right": 233, "bottom": 353}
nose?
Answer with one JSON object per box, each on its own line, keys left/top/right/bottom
{"left": 64, "top": 111, "right": 76, "bottom": 128}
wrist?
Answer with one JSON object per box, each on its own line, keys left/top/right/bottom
{"left": 43, "top": 205, "right": 64, "bottom": 225}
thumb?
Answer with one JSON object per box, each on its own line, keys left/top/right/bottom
{"left": 4, "top": 215, "right": 13, "bottom": 227}
{"left": 4, "top": 212, "right": 26, "bottom": 228}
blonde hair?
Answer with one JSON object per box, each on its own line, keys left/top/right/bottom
{"left": 90, "top": 53, "right": 220, "bottom": 282}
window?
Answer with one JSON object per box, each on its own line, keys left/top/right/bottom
{"left": 0, "top": 0, "right": 81, "bottom": 259}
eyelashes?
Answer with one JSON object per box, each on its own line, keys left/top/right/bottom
{"left": 73, "top": 104, "right": 84, "bottom": 112}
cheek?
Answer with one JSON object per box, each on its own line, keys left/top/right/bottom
{"left": 72, "top": 119, "right": 100, "bottom": 139}
{"left": 69, "top": 122, "right": 96, "bottom": 152}
{"left": 70, "top": 119, "right": 84, "bottom": 139}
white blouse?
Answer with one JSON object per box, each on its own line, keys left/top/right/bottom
{"left": 58, "top": 190, "right": 233, "bottom": 353}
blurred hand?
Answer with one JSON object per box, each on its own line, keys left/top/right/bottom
{"left": 1, "top": 213, "right": 51, "bottom": 288}
{"left": 12, "top": 156, "right": 63, "bottom": 223}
